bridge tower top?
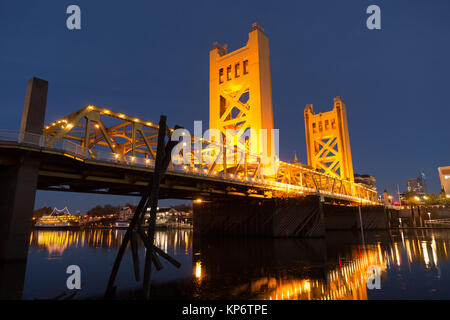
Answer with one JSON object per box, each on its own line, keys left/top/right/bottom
{"left": 304, "top": 97, "right": 354, "bottom": 182}
{"left": 209, "top": 23, "right": 274, "bottom": 156}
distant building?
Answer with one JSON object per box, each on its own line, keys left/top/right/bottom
{"left": 407, "top": 170, "right": 428, "bottom": 194}
{"left": 438, "top": 166, "right": 450, "bottom": 195}
{"left": 382, "top": 190, "right": 392, "bottom": 206}
{"left": 354, "top": 174, "right": 377, "bottom": 191}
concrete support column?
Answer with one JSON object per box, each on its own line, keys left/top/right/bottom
{"left": 0, "top": 77, "right": 47, "bottom": 262}
{"left": 0, "top": 78, "right": 47, "bottom": 298}
{"left": 0, "top": 78, "right": 48, "bottom": 299}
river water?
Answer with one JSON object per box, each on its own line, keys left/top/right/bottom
{"left": 22, "top": 228, "right": 450, "bottom": 299}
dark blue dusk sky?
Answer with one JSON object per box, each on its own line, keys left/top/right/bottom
{"left": 1, "top": 1, "right": 449, "bottom": 213}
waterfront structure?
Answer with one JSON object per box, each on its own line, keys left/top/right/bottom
{"left": 209, "top": 23, "right": 274, "bottom": 157}
{"left": 34, "top": 207, "right": 80, "bottom": 228}
{"left": 407, "top": 170, "right": 428, "bottom": 194}
{"left": 438, "top": 166, "right": 450, "bottom": 195}
{"left": 304, "top": 97, "right": 354, "bottom": 182}
{"left": 354, "top": 174, "right": 377, "bottom": 191}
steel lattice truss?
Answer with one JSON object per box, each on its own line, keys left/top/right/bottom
{"left": 42, "top": 105, "right": 378, "bottom": 203}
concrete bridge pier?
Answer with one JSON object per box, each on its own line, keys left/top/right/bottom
{"left": 193, "top": 196, "right": 326, "bottom": 238}
{"left": 193, "top": 196, "right": 390, "bottom": 238}
{"left": 0, "top": 78, "right": 47, "bottom": 298}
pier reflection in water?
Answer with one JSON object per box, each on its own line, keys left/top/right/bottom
{"left": 22, "top": 229, "right": 450, "bottom": 299}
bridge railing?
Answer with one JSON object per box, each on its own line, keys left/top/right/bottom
{"left": 0, "top": 130, "right": 379, "bottom": 204}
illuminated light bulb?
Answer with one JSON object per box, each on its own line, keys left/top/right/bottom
{"left": 66, "top": 124, "right": 73, "bottom": 129}
{"left": 104, "top": 110, "right": 110, "bottom": 114}
{"left": 119, "top": 114, "right": 125, "bottom": 118}
{"left": 131, "top": 156, "right": 135, "bottom": 162}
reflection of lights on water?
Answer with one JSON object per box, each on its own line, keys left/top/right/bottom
{"left": 405, "top": 240, "right": 412, "bottom": 263}
{"left": 394, "top": 243, "right": 401, "bottom": 266}
{"left": 422, "top": 241, "right": 430, "bottom": 267}
{"left": 431, "top": 239, "right": 438, "bottom": 266}
{"left": 266, "top": 246, "right": 387, "bottom": 300}
{"left": 195, "top": 261, "right": 202, "bottom": 280}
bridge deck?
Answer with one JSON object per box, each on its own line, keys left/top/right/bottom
{"left": 0, "top": 130, "right": 379, "bottom": 204}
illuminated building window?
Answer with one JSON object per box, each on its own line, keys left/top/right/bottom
{"left": 325, "top": 120, "right": 329, "bottom": 130}
{"left": 243, "top": 60, "right": 249, "bottom": 74}
{"left": 235, "top": 62, "right": 240, "bottom": 78}
{"left": 318, "top": 121, "right": 323, "bottom": 132}
{"left": 219, "top": 68, "right": 224, "bottom": 84}
{"left": 227, "top": 65, "right": 232, "bottom": 81}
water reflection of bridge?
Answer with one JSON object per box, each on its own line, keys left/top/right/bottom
{"left": 192, "top": 231, "right": 450, "bottom": 300}
{"left": 23, "top": 229, "right": 450, "bottom": 299}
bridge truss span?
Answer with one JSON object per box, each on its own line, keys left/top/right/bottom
{"left": 0, "top": 104, "right": 378, "bottom": 204}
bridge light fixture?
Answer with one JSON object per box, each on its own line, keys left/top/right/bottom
{"left": 87, "top": 105, "right": 94, "bottom": 110}
{"left": 114, "top": 153, "right": 119, "bottom": 159}
{"left": 66, "top": 123, "right": 74, "bottom": 129}
{"left": 131, "top": 156, "right": 135, "bottom": 162}
{"left": 195, "top": 199, "right": 202, "bottom": 203}
{"left": 145, "top": 159, "right": 150, "bottom": 164}
{"left": 146, "top": 122, "right": 152, "bottom": 126}
{"left": 119, "top": 114, "right": 125, "bottom": 118}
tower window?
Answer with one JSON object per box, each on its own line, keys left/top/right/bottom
{"left": 235, "top": 63, "right": 240, "bottom": 78}
{"left": 219, "top": 68, "right": 224, "bottom": 84}
{"left": 226, "top": 65, "right": 231, "bottom": 81}
{"left": 243, "top": 60, "right": 249, "bottom": 74}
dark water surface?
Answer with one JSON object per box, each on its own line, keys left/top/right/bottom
{"left": 21, "top": 228, "right": 450, "bottom": 299}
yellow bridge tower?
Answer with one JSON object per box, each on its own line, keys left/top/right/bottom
{"left": 209, "top": 23, "right": 274, "bottom": 157}
{"left": 304, "top": 97, "right": 354, "bottom": 182}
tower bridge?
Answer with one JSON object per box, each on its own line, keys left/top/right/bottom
{"left": 0, "top": 24, "right": 390, "bottom": 264}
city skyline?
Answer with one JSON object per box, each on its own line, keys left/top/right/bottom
{"left": 1, "top": 1, "right": 450, "bottom": 212}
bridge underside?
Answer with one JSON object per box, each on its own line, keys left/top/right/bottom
{"left": 0, "top": 144, "right": 269, "bottom": 200}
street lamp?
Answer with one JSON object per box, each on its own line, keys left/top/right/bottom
{"left": 427, "top": 212, "right": 431, "bottom": 221}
